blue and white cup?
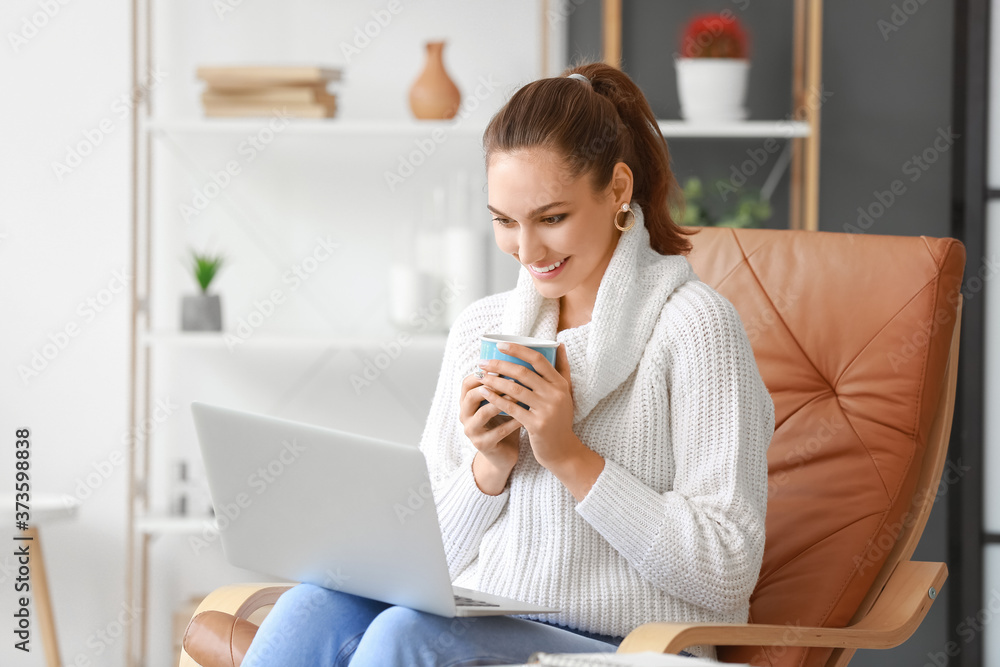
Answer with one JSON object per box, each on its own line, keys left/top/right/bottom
{"left": 477, "top": 334, "right": 559, "bottom": 416}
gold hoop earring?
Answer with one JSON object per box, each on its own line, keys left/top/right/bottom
{"left": 614, "top": 202, "right": 635, "bottom": 231}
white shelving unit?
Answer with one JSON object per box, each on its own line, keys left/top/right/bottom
{"left": 135, "top": 515, "right": 218, "bottom": 536}
{"left": 125, "top": 4, "right": 564, "bottom": 665}
{"left": 145, "top": 117, "right": 483, "bottom": 135}
{"left": 125, "top": 3, "right": 822, "bottom": 665}
{"left": 139, "top": 330, "right": 449, "bottom": 350}
{"left": 657, "top": 120, "right": 811, "bottom": 138}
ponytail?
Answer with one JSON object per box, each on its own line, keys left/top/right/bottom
{"left": 483, "top": 60, "right": 698, "bottom": 256}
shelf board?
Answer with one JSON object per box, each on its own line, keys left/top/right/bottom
{"left": 0, "top": 493, "right": 79, "bottom": 524}
{"left": 657, "top": 120, "right": 811, "bottom": 138}
{"left": 145, "top": 117, "right": 486, "bottom": 135}
{"left": 137, "top": 514, "right": 218, "bottom": 535}
{"left": 140, "top": 330, "right": 449, "bottom": 349}
{"left": 145, "top": 116, "right": 811, "bottom": 139}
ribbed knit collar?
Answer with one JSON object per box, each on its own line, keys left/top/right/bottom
{"left": 499, "top": 202, "right": 697, "bottom": 424}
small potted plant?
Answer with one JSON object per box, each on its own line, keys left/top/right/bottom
{"left": 674, "top": 12, "right": 751, "bottom": 122}
{"left": 673, "top": 176, "right": 771, "bottom": 228}
{"left": 181, "top": 248, "right": 226, "bottom": 331}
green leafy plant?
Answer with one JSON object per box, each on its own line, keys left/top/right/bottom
{"left": 184, "top": 248, "right": 226, "bottom": 293}
{"left": 673, "top": 176, "right": 771, "bottom": 229}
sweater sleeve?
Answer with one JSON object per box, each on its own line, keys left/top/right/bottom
{"left": 574, "top": 290, "right": 774, "bottom": 614}
{"left": 417, "top": 299, "right": 511, "bottom": 581}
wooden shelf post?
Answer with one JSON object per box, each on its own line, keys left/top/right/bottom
{"left": 601, "top": 1, "right": 823, "bottom": 232}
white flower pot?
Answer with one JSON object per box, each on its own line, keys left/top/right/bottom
{"left": 675, "top": 57, "right": 750, "bottom": 122}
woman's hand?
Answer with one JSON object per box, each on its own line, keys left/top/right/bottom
{"left": 459, "top": 370, "right": 523, "bottom": 476}
{"left": 476, "top": 342, "right": 580, "bottom": 471}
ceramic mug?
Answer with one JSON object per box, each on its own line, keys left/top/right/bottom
{"left": 477, "top": 334, "right": 559, "bottom": 416}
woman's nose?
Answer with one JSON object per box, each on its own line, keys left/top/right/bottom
{"left": 516, "top": 229, "right": 545, "bottom": 265}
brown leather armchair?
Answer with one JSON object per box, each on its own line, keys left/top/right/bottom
{"left": 180, "top": 227, "right": 966, "bottom": 667}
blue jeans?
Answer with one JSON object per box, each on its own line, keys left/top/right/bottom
{"left": 240, "top": 583, "right": 697, "bottom": 666}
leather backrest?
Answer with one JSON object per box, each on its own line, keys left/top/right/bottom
{"left": 682, "top": 227, "right": 966, "bottom": 667}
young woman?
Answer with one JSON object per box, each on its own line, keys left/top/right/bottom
{"left": 185, "top": 61, "right": 775, "bottom": 667}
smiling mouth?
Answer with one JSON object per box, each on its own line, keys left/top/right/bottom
{"left": 526, "top": 256, "right": 569, "bottom": 277}
{"left": 529, "top": 257, "right": 567, "bottom": 273}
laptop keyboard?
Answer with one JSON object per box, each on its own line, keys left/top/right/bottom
{"left": 454, "top": 594, "right": 501, "bottom": 607}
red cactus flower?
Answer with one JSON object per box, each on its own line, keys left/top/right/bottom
{"left": 679, "top": 12, "right": 750, "bottom": 59}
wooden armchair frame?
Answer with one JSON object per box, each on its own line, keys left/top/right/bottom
{"left": 622, "top": 295, "right": 962, "bottom": 664}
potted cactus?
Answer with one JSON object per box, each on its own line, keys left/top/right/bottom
{"left": 181, "top": 248, "right": 226, "bottom": 331}
{"left": 675, "top": 12, "right": 751, "bottom": 122}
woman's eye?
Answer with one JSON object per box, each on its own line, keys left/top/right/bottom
{"left": 491, "top": 214, "right": 564, "bottom": 226}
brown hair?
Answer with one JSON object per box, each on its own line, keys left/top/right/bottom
{"left": 482, "top": 60, "right": 698, "bottom": 256}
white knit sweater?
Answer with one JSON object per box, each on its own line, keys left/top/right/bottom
{"left": 416, "top": 202, "right": 775, "bottom": 660}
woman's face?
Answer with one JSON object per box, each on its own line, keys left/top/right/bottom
{"left": 486, "top": 147, "right": 632, "bottom": 304}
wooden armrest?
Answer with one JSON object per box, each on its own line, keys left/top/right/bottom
{"left": 189, "top": 583, "right": 295, "bottom": 620}
{"left": 179, "top": 583, "right": 294, "bottom": 667}
{"left": 617, "top": 561, "right": 946, "bottom": 655}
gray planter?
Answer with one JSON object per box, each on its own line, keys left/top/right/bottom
{"left": 181, "top": 293, "right": 222, "bottom": 331}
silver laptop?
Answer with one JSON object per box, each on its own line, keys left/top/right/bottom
{"left": 190, "top": 401, "right": 559, "bottom": 618}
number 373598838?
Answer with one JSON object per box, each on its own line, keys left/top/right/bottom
{"left": 15, "top": 428, "right": 30, "bottom": 529}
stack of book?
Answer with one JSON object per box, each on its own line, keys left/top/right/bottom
{"left": 196, "top": 65, "right": 342, "bottom": 118}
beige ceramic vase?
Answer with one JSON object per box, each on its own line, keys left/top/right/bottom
{"left": 408, "top": 40, "right": 461, "bottom": 119}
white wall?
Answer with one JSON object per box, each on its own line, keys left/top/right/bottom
{"left": 987, "top": 3, "right": 1000, "bottom": 533}
{"left": 1, "top": 1, "right": 563, "bottom": 665}
{"left": 985, "top": 3, "right": 1000, "bottom": 664}
{"left": 2, "top": 1, "right": 134, "bottom": 666}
